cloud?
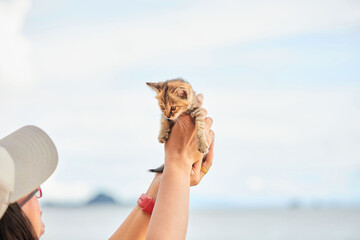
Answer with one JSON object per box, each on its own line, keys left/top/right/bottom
{"left": 27, "top": 0, "right": 360, "bottom": 82}
{"left": 1, "top": 73, "right": 357, "bottom": 201}
{"left": 0, "top": 0, "right": 35, "bottom": 87}
{"left": 207, "top": 87, "right": 360, "bottom": 144}
{"left": 42, "top": 176, "right": 92, "bottom": 202}
{"left": 193, "top": 86, "right": 360, "bottom": 200}
{"left": 1, "top": 0, "right": 359, "bottom": 204}
{"left": 246, "top": 176, "right": 265, "bottom": 192}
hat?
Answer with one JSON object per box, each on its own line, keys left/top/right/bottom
{"left": 0, "top": 126, "right": 58, "bottom": 219}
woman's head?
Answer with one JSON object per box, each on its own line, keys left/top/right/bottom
{"left": 0, "top": 187, "right": 44, "bottom": 239}
{"left": 0, "top": 203, "right": 37, "bottom": 240}
{"left": 19, "top": 188, "right": 44, "bottom": 238}
{"left": 0, "top": 125, "right": 58, "bottom": 238}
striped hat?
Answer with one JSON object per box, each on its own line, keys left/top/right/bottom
{"left": 0, "top": 126, "right": 58, "bottom": 219}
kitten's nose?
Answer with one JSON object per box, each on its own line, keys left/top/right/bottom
{"left": 164, "top": 111, "right": 170, "bottom": 118}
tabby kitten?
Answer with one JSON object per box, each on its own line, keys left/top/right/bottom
{"left": 147, "top": 78, "right": 209, "bottom": 173}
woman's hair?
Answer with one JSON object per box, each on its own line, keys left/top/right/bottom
{"left": 0, "top": 203, "right": 37, "bottom": 240}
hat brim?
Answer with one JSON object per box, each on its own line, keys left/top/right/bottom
{"left": 0, "top": 125, "right": 58, "bottom": 203}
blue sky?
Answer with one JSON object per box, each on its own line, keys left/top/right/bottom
{"left": 0, "top": 0, "right": 359, "bottom": 207}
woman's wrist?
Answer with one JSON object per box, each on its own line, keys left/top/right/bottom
{"left": 164, "top": 156, "right": 193, "bottom": 173}
{"left": 145, "top": 156, "right": 192, "bottom": 203}
{"left": 145, "top": 174, "right": 162, "bottom": 201}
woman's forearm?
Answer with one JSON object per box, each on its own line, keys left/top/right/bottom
{"left": 146, "top": 160, "right": 192, "bottom": 240}
{"left": 109, "top": 206, "right": 150, "bottom": 240}
{"left": 109, "top": 175, "right": 161, "bottom": 240}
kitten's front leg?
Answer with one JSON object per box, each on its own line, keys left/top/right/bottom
{"left": 192, "top": 109, "right": 209, "bottom": 154}
{"left": 158, "top": 115, "right": 173, "bottom": 143}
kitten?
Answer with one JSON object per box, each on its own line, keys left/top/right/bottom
{"left": 147, "top": 78, "right": 209, "bottom": 173}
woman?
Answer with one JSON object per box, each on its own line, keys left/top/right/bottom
{"left": 110, "top": 94, "right": 214, "bottom": 240}
{"left": 0, "top": 125, "right": 58, "bottom": 239}
{"left": 0, "top": 95, "right": 214, "bottom": 239}
{"left": 110, "top": 101, "right": 214, "bottom": 240}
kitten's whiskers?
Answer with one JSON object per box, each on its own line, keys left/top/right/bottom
{"left": 182, "top": 116, "right": 191, "bottom": 129}
{"left": 177, "top": 117, "right": 184, "bottom": 131}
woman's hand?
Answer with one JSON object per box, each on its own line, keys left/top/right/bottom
{"left": 191, "top": 139, "right": 214, "bottom": 186}
{"left": 164, "top": 94, "right": 214, "bottom": 171}
{"left": 190, "top": 95, "right": 215, "bottom": 186}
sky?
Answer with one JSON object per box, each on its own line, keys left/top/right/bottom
{"left": 0, "top": 0, "right": 359, "bottom": 207}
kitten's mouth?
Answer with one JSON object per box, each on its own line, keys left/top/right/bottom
{"left": 165, "top": 116, "right": 176, "bottom": 121}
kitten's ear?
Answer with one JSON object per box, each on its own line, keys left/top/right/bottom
{"left": 174, "top": 87, "right": 189, "bottom": 99}
{"left": 146, "top": 82, "right": 163, "bottom": 93}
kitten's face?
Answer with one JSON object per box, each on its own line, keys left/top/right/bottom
{"left": 147, "top": 80, "right": 193, "bottom": 120}
{"left": 157, "top": 95, "right": 189, "bottom": 120}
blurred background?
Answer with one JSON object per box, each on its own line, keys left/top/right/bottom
{"left": 1, "top": 0, "right": 360, "bottom": 239}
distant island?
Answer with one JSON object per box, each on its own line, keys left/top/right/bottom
{"left": 42, "top": 192, "right": 134, "bottom": 208}
{"left": 87, "top": 193, "right": 117, "bottom": 205}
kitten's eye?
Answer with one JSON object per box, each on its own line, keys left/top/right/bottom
{"left": 160, "top": 106, "right": 165, "bottom": 111}
{"left": 171, "top": 106, "right": 176, "bottom": 111}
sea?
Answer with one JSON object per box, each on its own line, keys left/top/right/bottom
{"left": 41, "top": 206, "right": 360, "bottom": 240}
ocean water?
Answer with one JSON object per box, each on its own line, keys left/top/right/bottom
{"left": 41, "top": 206, "right": 360, "bottom": 240}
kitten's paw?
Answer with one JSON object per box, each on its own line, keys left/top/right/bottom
{"left": 197, "top": 140, "right": 209, "bottom": 154}
{"left": 158, "top": 132, "right": 169, "bottom": 143}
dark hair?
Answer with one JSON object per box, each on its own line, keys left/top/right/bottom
{"left": 0, "top": 203, "right": 37, "bottom": 240}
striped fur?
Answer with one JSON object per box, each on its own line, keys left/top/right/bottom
{"left": 147, "top": 78, "right": 209, "bottom": 161}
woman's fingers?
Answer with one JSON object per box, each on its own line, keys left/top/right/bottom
{"left": 200, "top": 136, "right": 214, "bottom": 178}
{"left": 205, "top": 117, "right": 213, "bottom": 131}
{"left": 190, "top": 160, "right": 202, "bottom": 186}
{"left": 197, "top": 94, "right": 204, "bottom": 106}
{"left": 205, "top": 124, "right": 214, "bottom": 146}
{"left": 201, "top": 108, "right": 207, "bottom": 117}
